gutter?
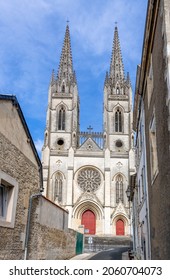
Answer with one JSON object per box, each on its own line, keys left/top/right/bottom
{"left": 24, "top": 161, "right": 44, "bottom": 260}
{"left": 24, "top": 192, "right": 42, "bottom": 260}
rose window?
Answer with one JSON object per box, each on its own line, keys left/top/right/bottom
{"left": 77, "top": 168, "right": 101, "bottom": 192}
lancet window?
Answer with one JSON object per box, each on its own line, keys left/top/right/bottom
{"left": 58, "top": 106, "right": 65, "bottom": 130}
{"left": 116, "top": 175, "right": 124, "bottom": 203}
{"left": 115, "top": 108, "right": 122, "bottom": 132}
{"left": 54, "top": 173, "right": 63, "bottom": 202}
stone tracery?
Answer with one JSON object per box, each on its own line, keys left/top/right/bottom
{"left": 77, "top": 168, "right": 101, "bottom": 192}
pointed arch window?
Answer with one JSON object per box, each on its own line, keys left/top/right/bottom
{"left": 116, "top": 87, "right": 120, "bottom": 94}
{"left": 116, "top": 175, "right": 123, "bottom": 203}
{"left": 58, "top": 106, "right": 65, "bottom": 130}
{"left": 62, "top": 84, "right": 65, "bottom": 93}
{"left": 115, "top": 108, "right": 122, "bottom": 132}
{"left": 54, "top": 173, "right": 63, "bottom": 202}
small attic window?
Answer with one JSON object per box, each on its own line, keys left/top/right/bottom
{"left": 62, "top": 84, "right": 65, "bottom": 93}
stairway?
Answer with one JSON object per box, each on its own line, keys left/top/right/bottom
{"left": 84, "top": 235, "right": 132, "bottom": 253}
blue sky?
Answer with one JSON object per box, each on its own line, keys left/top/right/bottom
{"left": 0, "top": 0, "right": 148, "bottom": 155}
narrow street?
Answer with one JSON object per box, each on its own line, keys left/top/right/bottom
{"left": 89, "top": 246, "right": 129, "bottom": 260}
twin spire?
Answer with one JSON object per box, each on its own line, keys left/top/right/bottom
{"left": 51, "top": 24, "right": 76, "bottom": 89}
{"left": 110, "top": 26, "right": 125, "bottom": 83}
{"left": 57, "top": 24, "right": 74, "bottom": 83}
{"left": 105, "top": 26, "right": 131, "bottom": 89}
{"left": 52, "top": 24, "right": 130, "bottom": 91}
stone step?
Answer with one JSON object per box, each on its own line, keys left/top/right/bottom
{"left": 84, "top": 235, "right": 132, "bottom": 252}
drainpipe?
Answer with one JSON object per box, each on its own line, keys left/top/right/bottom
{"left": 24, "top": 166, "right": 44, "bottom": 260}
{"left": 24, "top": 193, "right": 42, "bottom": 260}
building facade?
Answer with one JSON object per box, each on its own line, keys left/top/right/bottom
{"left": 133, "top": 0, "right": 170, "bottom": 259}
{"left": 0, "top": 95, "right": 42, "bottom": 259}
{"left": 0, "top": 95, "right": 77, "bottom": 260}
{"left": 42, "top": 25, "right": 135, "bottom": 236}
{"left": 133, "top": 66, "right": 151, "bottom": 259}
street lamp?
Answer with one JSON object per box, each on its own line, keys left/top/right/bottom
{"left": 126, "top": 185, "right": 132, "bottom": 248}
{"left": 126, "top": 185, "right": 131, "bottom": 201}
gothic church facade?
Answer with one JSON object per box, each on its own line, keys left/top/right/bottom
{"left": 42, "top": 25, "right": 135, "bottom": 236}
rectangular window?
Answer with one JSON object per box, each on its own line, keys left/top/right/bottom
{"left": 147, "top": 55, "right": 154, "bottom": 107}
{"left": 0, "top": 184, "right": 8, "bottom": 218}
{"left": 138, "top": 180, "right": 141, "bottom": 203}
{"left": 0, "top": 170, "right": 18, "bottom": 228}
{"left": 149, "top": 114, "right": 158, "bottom": 182}
{"left": 141, "top": 169, "right": 144, "bottom": 198}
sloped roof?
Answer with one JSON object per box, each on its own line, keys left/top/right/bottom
{"left": 0, "top": 94, "right": 43, "bottom": 191}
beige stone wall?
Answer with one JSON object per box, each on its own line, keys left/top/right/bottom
{"left": 0, "top": 101, "right": 37, "bottom": 166}
{"left": 140, "top": 0, "right": 170, "bottom": 259}
{"left": 0, "top": 131, "right": 77, "bottom": 260}
{"left": 27, "top": 196, "right": 76, "bottom": 260}
{"left": 0, "top": 131, "right": 40, "bottom": 259}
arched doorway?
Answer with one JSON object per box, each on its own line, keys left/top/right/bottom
{"left": 116, "top": 219, "right": 124, "bottom": 235}
{"left": 81, "top": 210, "right": 96, "bottom": 234}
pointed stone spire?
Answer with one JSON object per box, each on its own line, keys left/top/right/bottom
{"left": 57, "top": 24, "right": 75, "bottom": 85}
{"left": 109, "top": 26, "right": 125, "bottom": 84}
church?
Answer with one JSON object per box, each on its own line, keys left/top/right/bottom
{"left": 42, "top": 24, "right": 135, "bottom": 236}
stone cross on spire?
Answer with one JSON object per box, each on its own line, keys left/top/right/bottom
{"left": 109, "top": 26, "right": 125, "bottom": 84}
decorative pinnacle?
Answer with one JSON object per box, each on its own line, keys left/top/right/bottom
{"left": 104, "top": 71, "right": 109, "bottom": 86}
{"left": 51, "top": 69, "right": 55, "bottom": 85}
{"left": 126, "top": 72, "right": 131, "bottom": 87}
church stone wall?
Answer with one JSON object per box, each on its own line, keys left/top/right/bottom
{"left": 42, "top": 24, "right": 134, "bottom": 236}
{"left": 0, "top": 131, "right": 40, "bottom": 259}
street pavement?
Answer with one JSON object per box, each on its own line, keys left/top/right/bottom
{"left": 70, "top": 247, "right": 129, "bottom": 260}
{"left": 89, "top": 246, "right": 129, "bottom": 260}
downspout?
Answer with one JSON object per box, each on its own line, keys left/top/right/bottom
{"left": 24, "top": 166, "right": 44, "bottom": 260}
{"left": 24, "top": 193, "right": 42, "bottom": 260}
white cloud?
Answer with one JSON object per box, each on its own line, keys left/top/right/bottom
{"left": 0, "top": 0, "right": 148, "bottom": 136}
{"left": 34, "top": 139, "right": 44, "bottom": 153}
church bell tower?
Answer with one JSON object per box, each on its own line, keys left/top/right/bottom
{"left": 42, "top": 24, "right": 80, "bottom": 199}
{"left": 42, "top": 24, "right": 134, "bottom": 236}
{"left": 104, "top": 26, "right": 133, "bottom": 154}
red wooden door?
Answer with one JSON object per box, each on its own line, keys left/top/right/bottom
{"left": 81, "top": 210, "right": 96, "bottom": 234}
{"left": 116, "top": 219, "right": 124, "bottom": 235}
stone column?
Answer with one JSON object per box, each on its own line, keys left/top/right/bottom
{"left": 66, "top": 167, "right": 73, "bottom": 228}
{"left": 104, "top": 168, "right": 111, "bottom": 234}
{"left": 104, "top": 148, "right": 111, "bottom": 234}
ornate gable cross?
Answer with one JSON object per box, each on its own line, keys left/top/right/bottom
{"left": 87, "top": 125, "right": 93, "bottom": 134}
